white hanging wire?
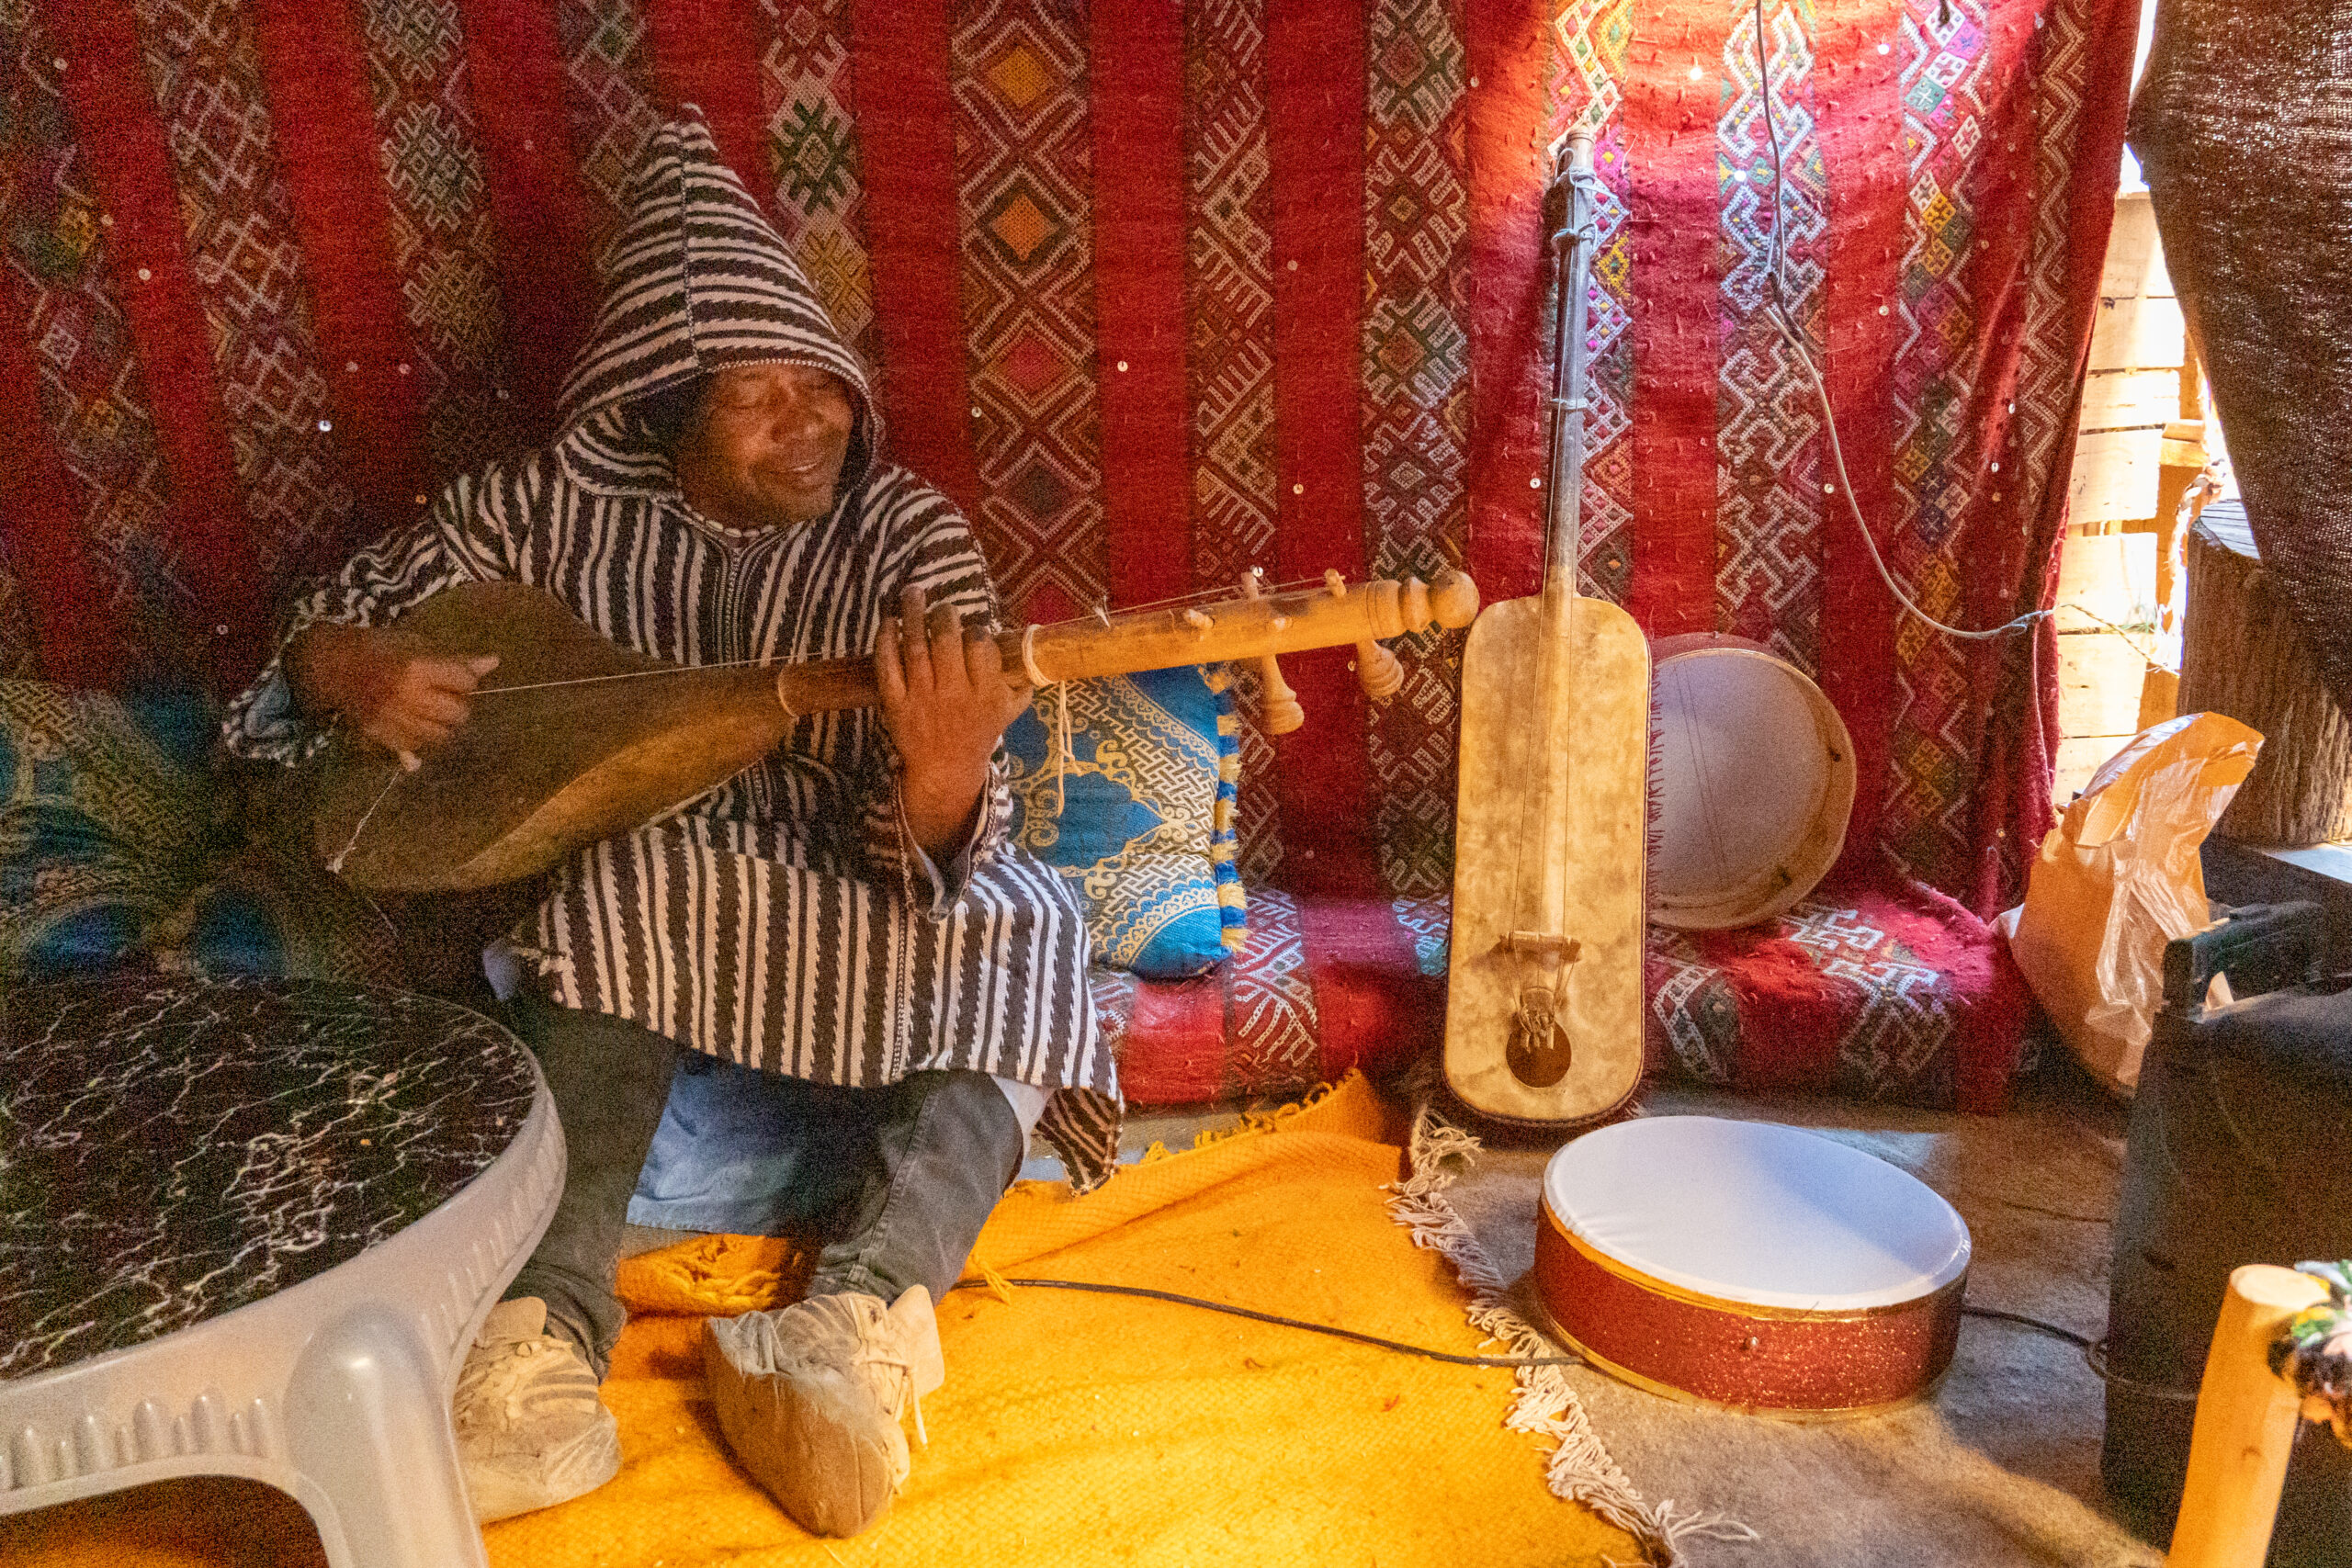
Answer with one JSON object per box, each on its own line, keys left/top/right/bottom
{"left": 1743, "top": 0, "right": 2052, "bottom": 643}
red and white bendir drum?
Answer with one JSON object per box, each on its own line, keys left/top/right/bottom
{"left": 1534, "top": 1117, "right": 1971, "bottom": 1417}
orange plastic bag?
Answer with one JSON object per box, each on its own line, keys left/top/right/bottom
{"left": 1999, "top": 712, "right": 2263, "bottom": 1092}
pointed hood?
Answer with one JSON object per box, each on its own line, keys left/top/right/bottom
{"left": 551, "top": 114, "right": 877, "bottom": 499}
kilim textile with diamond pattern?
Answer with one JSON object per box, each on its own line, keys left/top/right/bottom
{"left": 0, "top": 0, "right": 2131, "bottom": 921}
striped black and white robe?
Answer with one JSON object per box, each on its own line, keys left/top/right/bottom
{"left": 225, "top": 118, "right": 1117, "bottom": 1188}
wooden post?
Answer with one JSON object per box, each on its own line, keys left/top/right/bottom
{"left": 2054, "top": 189, "right": 2195, "bottom": 803}
{"left": 2167, "top": 1264, "right": 2330, "bottom": 1568}
{"left": 2073, "top": 190, "right": 2182, "bottom": 540}
{"left": 2154, "top": 416, "right": 2208, "bottom": 634}
{"left": 2180, "top": 502, "right": 2352, "bottom": 845}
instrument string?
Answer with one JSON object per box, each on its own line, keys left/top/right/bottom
{"left": 1049, "top": 574, "right": 1336, "bottom": 622}
{"left": 455, "top": 578, "right": 1342, "bottom": 701}
{"left": 1020, "top": 623, "right": 1076, "bottom": 816}
{"left": 1679, "top": 686, "right": 1736, "bottom": 893}
{"left": 322, "top": 572, "right": 1371, "bottom": 872}
{"left": 1505, "top": 136, "right": 1602, "bottom": 1046}
{"left": 470, "top": 657, "right": 772, "bottom": 695}
{"left": 324, "top": 761, "right": 407, "bottom": 875}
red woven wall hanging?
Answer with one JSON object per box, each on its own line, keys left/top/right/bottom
{"left": 0, "top": 0, "right": 2134, "bottom": 912}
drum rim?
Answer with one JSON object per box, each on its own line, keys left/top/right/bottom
{"left": 1540, "top": 1116, "right": 1972, "bottom": 1311}
{"left": 1524, "top": 1277, "right": 1963, "bottom": 1422}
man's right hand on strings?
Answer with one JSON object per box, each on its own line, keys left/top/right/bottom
{"left": 287, "top": 624, "right": 499, "bottom": 771}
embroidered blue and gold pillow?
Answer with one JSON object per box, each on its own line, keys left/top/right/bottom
{"left": 0, "top": 682, "right": 212, "bottom": 983}
{"left": 1002, "top": 663, "right": 1244, "bottom": 977}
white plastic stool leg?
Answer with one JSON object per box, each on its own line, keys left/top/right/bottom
{"left": 283, "top": 1305, "right": 486, "bottom": 1568}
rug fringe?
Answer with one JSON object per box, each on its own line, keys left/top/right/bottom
{"left": 1382, "top": 1076, "right": 1752, "bottom": 1567}
{"left": 1137, "top": 1079, "right": 1341, "bottom": 1165}
{"left": 1655, "top": 1500, "right": 1763, "bottom": 1551}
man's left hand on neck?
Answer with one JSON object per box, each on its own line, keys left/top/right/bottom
{"left": 876, "top": 585, "right": 1033, "bottom": 859}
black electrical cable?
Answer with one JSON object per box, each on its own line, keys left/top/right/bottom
{"left": 1963, "top": 1303, "right": 2201, "bottom": 1404}
{"left": 949, "top": 1276, "right": 1581, "bottom": 1370}
{"left": 1962, "top": 1303, "right": 2095, "bottom": 1348}
{"left": 950, "top": 1280, "right": 2195, "bottom": 1396}
{"left": 945, "top": 1277, "right": 2208, "bottom": 1405}
{"left": 1749, "top": 0, "right": 2191, "bottom": 1413}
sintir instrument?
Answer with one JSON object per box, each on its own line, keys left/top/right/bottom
{"left": 312, "top": 570, "right": 1478, "bottom": 892}
{"left": 1534, "top": 1116, "right": 1971, "bottom": 1417}
{"left": 1442, "top": 129, "right": 1650, "bottom": 1124}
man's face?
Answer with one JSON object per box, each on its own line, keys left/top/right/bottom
{"left": 674, "top": 362, "right": 856, "bottom": 529}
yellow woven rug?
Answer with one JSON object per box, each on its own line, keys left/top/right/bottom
{"left": 2, "top": 1073, "right": 1637, "bottom": 1566}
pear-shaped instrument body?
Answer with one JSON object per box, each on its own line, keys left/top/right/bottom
{"left": 311, "top": 583, "right": 791, "bottom": 891}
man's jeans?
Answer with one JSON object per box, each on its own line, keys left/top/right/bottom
{"left": 502, "top": 994, "right": 1023, "bottom": 1380}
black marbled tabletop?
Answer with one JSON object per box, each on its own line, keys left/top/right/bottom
{"left": 0, "top": 974, "right": 538, "bottom": 1380}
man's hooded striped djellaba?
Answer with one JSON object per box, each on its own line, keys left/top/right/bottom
{"left": 226, "top": 118, "right": 1118, "bottom": 1188}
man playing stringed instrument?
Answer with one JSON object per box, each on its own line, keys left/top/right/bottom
{"left": 224, "top": 117, "right": 1114, "bottom": 1539}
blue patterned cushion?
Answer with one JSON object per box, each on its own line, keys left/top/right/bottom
{"left": 1002, "top": 664, "right": 1243, "bottom": 977}
{"left": 0, "top": 682, "right": 400, "bottom": 988}
{"left": 0, "top": 682, "right": 213, "bottom": 983}
{"left": 158, "top": 834, "right": 404, "bottom": 987}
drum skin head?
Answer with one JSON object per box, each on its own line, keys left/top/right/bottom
{"left": 1647, "top": 636, "right": 1857, "bottom": 931}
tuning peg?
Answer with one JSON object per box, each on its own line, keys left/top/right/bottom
{"left": 1354, "top": 639, "right": 1404, "bottom": 701}
{"left": 1317, "top": 569, "right": 1404, "bottom": 703}
{"left": 1240, "top": 572, "right": 1306, "bottom": 735}
{"left": 1257, "top": 657, "right": 1306, "bottom": 734}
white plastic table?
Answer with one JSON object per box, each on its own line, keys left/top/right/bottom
{"left": 0, "top": 974, "right": 561, "bottom": 1568}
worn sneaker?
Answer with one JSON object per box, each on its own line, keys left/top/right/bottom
{"left": 452, "top": 1297, "right": 622, "bottom": 1523}
{"left": 703, "top": 1287, "right": 946, "bottom": 1538}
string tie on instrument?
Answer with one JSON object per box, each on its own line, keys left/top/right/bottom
{"left": 1021, "top": 623, "right": 1075, "bottom": 816}
{"left": 325, "top": 761, "right": 405, "bottom": 876}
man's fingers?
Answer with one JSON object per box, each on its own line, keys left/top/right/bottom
{"left": 367, "top": 711, "right": 453, "bottom": 761}
{"left": 407, "top": 687, "right": 470, "bottom": 728}
{"left": 413, "top": 653, "right": 496, "bottom": 695}
{"left": 360, "top": 715, "right": 407, "bottom": 755}
{"left": 964, "top": 626, "right": 1027, "bottom": 715}
{"left": 897, "top": 590, "right": 934, "bottom": 695}
{"left": 1000, "top": 682, "right": 1035, "bottom": 728}
{"left": 927, "top": 602, "right": 966, "bottom": 693}
{"left": 965, "top": 626, "right": 1005, "bottom": 682}
{"left": 876, "top": 615, "right": 908, "bottom": 708}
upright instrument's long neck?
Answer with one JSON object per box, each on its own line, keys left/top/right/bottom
{"left": 1543, "top": 134, "right": 1600, "bottom": 626}
{"left": 1517, "top": 132, "right": 1602, "bottom": 975}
